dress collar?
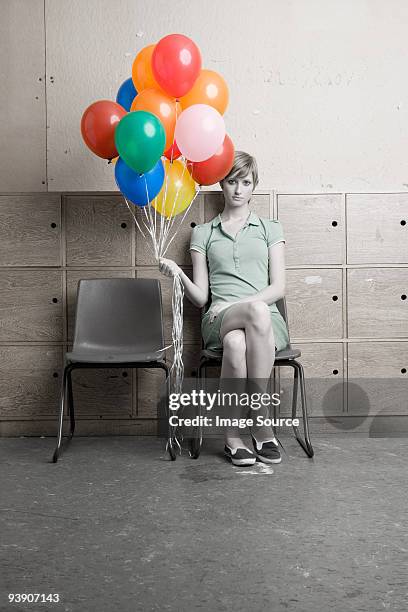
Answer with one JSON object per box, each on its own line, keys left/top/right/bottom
{"left": 211, "top": 211, "right": 260, "bottom": 227}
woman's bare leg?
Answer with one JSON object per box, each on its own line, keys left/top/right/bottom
{"left": 220, "top": 301, "right": 275, "bottom": 380}
{"left": 220, "top": 329, "right": 252, "bottom": 450}
{"left": 220, "top": 301, "right": 277, "bottom": 443}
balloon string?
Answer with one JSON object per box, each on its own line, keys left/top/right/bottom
{"left": 158, "top": 169, "right": 171, "bottom": 256}
{"left": 143, "top": 177, "right": 158, "bottom": 259}
{"left": 142, "top": 203, "right": 159, "bottom": 260}
{"left": 123, "top": 187, "right": 156, "bottom": 246}
{"left": 161, "top": 187, "right": 200, "bottom": 257}
{"left": 137, "top": 203, "right": 157, "bottom": 248}
{"left": 169, "top": 273, "right": 184, "bottom": 397}
{"left": 123, "top": 197, "right": 156, "bottom": 259}
{"left": 123, "top": 203, "right": 190, "bottom": 460}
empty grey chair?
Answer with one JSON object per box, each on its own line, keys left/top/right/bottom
{"left": 52, "top": 278, "right": 177, "bottom": 462}
{"left": 190, "top": 297, "right": 314, "bottom": 459}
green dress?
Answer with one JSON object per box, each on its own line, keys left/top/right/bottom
{"left": 189, "top": 211, "right": 290, "bottom": 354}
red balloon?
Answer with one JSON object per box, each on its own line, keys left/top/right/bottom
{"left": 152, "top": 34, "right": 201, "bottom": 98}
{"left": 164, "top": 141, "right": 182, "bottom": 160}
{"left": 81, "top": 100, "right": 126, "bottom": 159}
{"left": 188, "top": 135, "right": 235, "bottom": 185}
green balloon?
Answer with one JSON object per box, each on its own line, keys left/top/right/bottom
{"left": 114, "top": 111, "right": 166, "bottom": 174}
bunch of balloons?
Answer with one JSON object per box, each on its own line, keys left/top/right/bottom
{"left": 81, "top": 34, "right": 236, "bottom": 448}
{"left": 81, "top": 33, "right": 235, "bottom": 225}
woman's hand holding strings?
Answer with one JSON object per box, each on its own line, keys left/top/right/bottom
{"left": 159, "top": 257, "right": 182, "bottom": 278}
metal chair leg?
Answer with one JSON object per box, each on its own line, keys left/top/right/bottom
{"left": 52, "top": 364, "right": 72, "bottom": 463}
{"left": 289, "top": 360, "right": 314, "bottom": 458}
{"left": 159, "top": 362, "right": 176, "bottom": 461}
{"left": 190, "top": 361, "right": 206, "bottom": 459}
{"left": 67, "top": 367, "right": 75, "bottom": 438}
{"left": 166, "top": 437, "right": 177, "bottom": 461}
{"left": 270, "top": 373, "right": 278, "bottom": 438}
{"left": 167, "top": 372, "right": 177, "bottom": 461}
{"left": 291, "top": 362, "right": 299, "bottom": 420}
{"left": 188, "top": 364, "right": 203, "bottom": 459}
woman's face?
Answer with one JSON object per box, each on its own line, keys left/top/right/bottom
{"left": 221, "top": 172, "right": 254, "bottom": 208}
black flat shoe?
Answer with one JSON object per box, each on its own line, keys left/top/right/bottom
{"left": 251, "top": 436, "right": 282, "bottom": 464}
{"left": 224, "top": 445, "right": 256, "bottom": 466}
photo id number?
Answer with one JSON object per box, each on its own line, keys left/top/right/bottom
{"left": 8, "top": 593, "right": 60, "bottom": 604}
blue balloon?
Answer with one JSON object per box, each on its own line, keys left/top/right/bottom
{"left": 116, "top": 78, "right": 137, "bottom": 111}
{"left": 115, "top": 157, "right": 164, "bottom": 206}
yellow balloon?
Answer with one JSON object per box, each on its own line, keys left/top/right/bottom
{"left": 152, "top": 159, "right": 196, "bottom": 218}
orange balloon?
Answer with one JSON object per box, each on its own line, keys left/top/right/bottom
{"left": 180, "top": 69, "right": 229, "bottom": 115}
{"left": 131, "top": 88, "right": 178, "bottom": 151}
{"left": 132, "top": 45, "right": 163, "bottom": 92}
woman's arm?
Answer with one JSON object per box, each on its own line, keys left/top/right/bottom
{"left": 159, "top": 252, "right": 209, "bottom": 308}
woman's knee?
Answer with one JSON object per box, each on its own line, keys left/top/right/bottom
{"left": 222, "top": 330, "right": 246, "bottom": 368}
{"left": 246, "top": 301, "right": 272, "bottom": 334}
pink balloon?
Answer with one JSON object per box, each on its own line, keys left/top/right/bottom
{"left": 175, "top": 104, "right": 226, "bottom": 162}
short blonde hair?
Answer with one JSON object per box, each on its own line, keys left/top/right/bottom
{"left": 220, "top": 151, "right": 259, "bottom": 188}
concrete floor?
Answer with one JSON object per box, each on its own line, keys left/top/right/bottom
{"left": 1, "top": 435, "right": 407, "bottom": 612}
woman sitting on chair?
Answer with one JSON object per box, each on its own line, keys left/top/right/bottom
{"left": 159, "top": 151, "right": 289, "bottom": 467}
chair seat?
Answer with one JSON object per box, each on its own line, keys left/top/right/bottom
{"left": 66, "top": 349, "right": 165, "bottom": 364}
{"left": 200, "top": 345, "right": 301, "bottom": 362}
{"left": 274, "top": 346, "right": 301, "bottom": 360}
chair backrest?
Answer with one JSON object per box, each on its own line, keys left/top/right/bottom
{"left": 72, "top": 278, "right": 165, "bottom": 353}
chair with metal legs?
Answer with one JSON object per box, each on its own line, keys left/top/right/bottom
{"left": 52, "top": 278, "right": 177, "bottom": 462}
{"left": 189, "top": 297, "right": 314, "bottom": 459}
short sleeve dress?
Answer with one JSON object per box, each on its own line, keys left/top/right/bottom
{"left": 189, "top": 211, "right": 290, "bottom": 354}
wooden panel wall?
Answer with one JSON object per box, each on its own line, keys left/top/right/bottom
{"left": 0, "top": 191, "right": 270, "bottom": 436}
{"left": 277, "top": 192, "right": 408, "bottom": 434}
{"left": 0, "top": 191, "right": 407, "bottom": 436}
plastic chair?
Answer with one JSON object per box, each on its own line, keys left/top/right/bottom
{"left": 52, "top": 278, "right": 177, "bottom": 462}
{"left": 190, "top": 297, "right": 314, "bottom": 459}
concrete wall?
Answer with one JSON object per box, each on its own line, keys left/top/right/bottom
{"left": 1, "top": 0, "right": 408, "bottom": 192}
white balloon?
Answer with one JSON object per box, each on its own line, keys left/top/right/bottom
{"left": 175, "top": 104, "right": 226, "bottom": 162}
